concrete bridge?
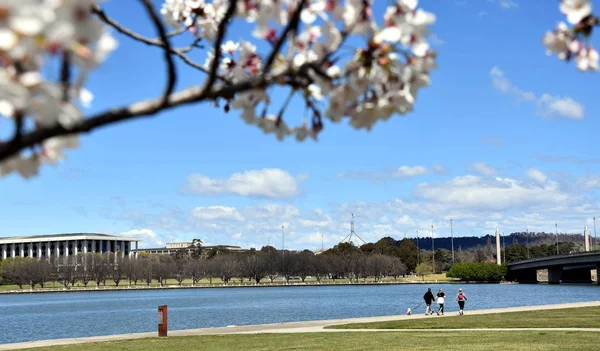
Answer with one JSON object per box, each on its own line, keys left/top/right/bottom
{"left": 507, "top": 251, "right": 600, "bottom": 284}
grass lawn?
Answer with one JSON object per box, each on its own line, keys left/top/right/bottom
{"left": 328, "top": 306, "right": 600, "bottom": 330}
{"left": 21, "top": 331, "right": 600, "bottom": 351}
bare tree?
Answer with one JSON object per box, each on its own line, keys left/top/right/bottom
{"left": 389, "top": 257, "right": 407, "bottom": 280}
{"left": 56, "top": 256, "right": 77, "bottom": 289}
{"left": 174, "top": 254, "right": 189, "bottom": 286}
{"left": 123, "top": 256, "right": 142, "bottom": 286}
{"left": 77, "top": 253, "right": 93, "bottom": 287}
{"left": 296, "top": 250, "right": 315, "bottom": 282}
{"left": 242, "top": 253, "right": 268, "bottom": 284}
{"left": 90, "top": 253, "right": 108, "bottom": 288}
{"left": 109, "top": 253, "right": 125, "bottom": 287}
{"left": 215, "top": 255, "right": 236, "bottom": 285}
{"left": 153, "top": 255, "right": 175, "bottom": 287}
{"left": 186, "top": 258, "right": 205, "bottom": 286}
{"left": 312, "top": 255, "right": 329, "bottom": 283}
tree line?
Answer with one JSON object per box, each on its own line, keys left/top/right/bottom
{"left": 0, "top": 235, "right": 584, "bottom": 289}
{"left": 0, "top": 245, "right": 409, "bottom": 289}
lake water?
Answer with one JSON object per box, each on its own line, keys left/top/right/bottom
{"left": 2, "top": 284, "right": 599, "bottom": 344}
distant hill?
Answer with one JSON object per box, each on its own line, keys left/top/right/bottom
{"left": 406, "top": 232, "right": 588, "bottom": 251}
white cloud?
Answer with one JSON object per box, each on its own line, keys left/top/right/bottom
{"left": 470, "top": 162, "right": 498, "bottom": 176}
{"left": 338, "top": 165, "right": 446, "bottom": 182}
{"left": 490, "top": 67, "right": 585, "bottom": 120}
{"left": 121, "top": 229, "right": 165, "bottom": 248}
{"left": 428, "top": 33, "right": 445, "bottom": 46}
{"left": 490, "top": 0, "right": 519, "bottom": 9}
{"left": 576, "top": 175, "right": 600, "bottom": 190}
{"left": 185, "top": 168, "right": 302, "bottom": 199}
{"left": 525, "top": 168, "right": 548, "bottom": 184}
{"left": 537, "top": 94, "right": 585, "bottom": 120}
{"left": 414, "top": 174, "right": 569, "bottom": 211}
{"left": 393, "top": 166, "right": 430, "bottom": 178}
{"left": 232, "top": 232, "right": 242, "bottom": 239}
{"left": 192, "top": 206, "right": 245, "bottom": 221}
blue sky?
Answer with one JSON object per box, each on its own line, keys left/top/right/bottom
{"left": 1, "top": 0, "right": 600, "bottom": 250}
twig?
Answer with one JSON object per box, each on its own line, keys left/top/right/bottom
{"left": 203, "top": 0, "right": 237, "bottom": 95}
{"left": 263, "top": 0, "right": 307, "bottom": 74}
{"left": 60, "top": 52, "right": 71, "bottom": 102}
{"left": 140, "top": 0, "right": 176, "bottom": 106}
{"left": 0, "top": 68, "right": 299, "bottom": 162}
{"left": 92, "top": 5, "right": 210, "bottom": 75}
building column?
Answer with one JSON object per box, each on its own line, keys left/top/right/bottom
{"left": 121, "top": 240, "right": 125, "bottom": 257}
{"left": 65, "top": 241, "right": 69, "bottom": 257}
{"left": 83, "top": 240, "right": 88, "bottom": 255}
{"left": 19, "top": 244, "right": 24, "bottom": 257}
{"left": 47, "top": 242, "right": 51, "bottom": 258}
{"left": 74, "top": 240, "right": 79, "bottom": 256}
{"left": 1, "top": 244, "right": 6, "bottom": 260}
{"left": 11, "top": 243, "right": 15, "bottom": 258}
{"left": 55, "top": 241, "right": 60, "bottom": 257}
{"left": 37, "top": 242, "right": 42, "bottom": 259}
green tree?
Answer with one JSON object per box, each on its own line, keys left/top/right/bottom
{"left": 398, "top": 238, "right": 418, "bottom": 272}
{"left": 415, "top": 262, "right": 432, "bottom": 281}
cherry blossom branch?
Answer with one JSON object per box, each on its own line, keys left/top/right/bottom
{"left": 92, "top": 5, "right": 209, "bottom": 75}
{"left": 263, "top": 0, "right": 307, "bottom": 74}
{"left": 140, "top": 0, "right": 176, "bottom": 106}
{"left": 0, "top": 72, "right": 288, "bottom": 162}
{"left": 204, "top": 0, "right": 237, "bottom": 94}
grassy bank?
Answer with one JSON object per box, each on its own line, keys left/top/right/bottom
{"left": 329, "top": 306, "right": 600, "bottom": 329}
{"left": 0, "top": 274, "right": 454, "bottom": 292}
{"left": 19, "top": 331, "right": 600, "bottom": 351}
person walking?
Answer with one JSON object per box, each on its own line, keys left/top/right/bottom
{"left": 423, "top": 288, "right": 435, "bottom": 315}
{"left": 436, "top": 288, "right": 446, "bottom": 316}
{"left": 455, "top": 288, "right": 467, "bottom": 315}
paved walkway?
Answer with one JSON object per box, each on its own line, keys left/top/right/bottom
{"left": 2, "top": 301, "right": 600, "bottom": 350}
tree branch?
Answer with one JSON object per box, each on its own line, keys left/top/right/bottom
{"left": 92, "top": 5, "right": 211, "bottom": 75}
{"left": 263, "top": 0, "right": 307, "bottom": 74}
{"left": 0, "top": 69, "right": 299, "bottom": 162}
{"left": 203, "top": 0, "right": 237, "bottom": 95}
{"left": 140, "top": 0, "right": 176, "bottom": 106}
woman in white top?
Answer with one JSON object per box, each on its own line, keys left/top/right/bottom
{"left": 436, "top": 288, "right": 446, "bottom": 315}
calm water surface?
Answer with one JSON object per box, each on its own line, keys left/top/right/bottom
{"left": 2, "top": 284, "right": 599, "bottom": 344}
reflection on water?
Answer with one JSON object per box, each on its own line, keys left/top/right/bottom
{"left": 2, "top": 284, "right": 598, "bottom": 344}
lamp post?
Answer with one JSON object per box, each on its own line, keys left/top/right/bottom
{"left": 526, "top": 227, "right": 530, "bottom": 259}
{"left": 416, "top": 229, "right": 420, "bottom": 265}
{"left": 450, "top": 218, "right": 455, "bottom": 265}
{"left": 282, "top": 225, "right": 285, "bottom": 279}
{"left": 594, "top": 216, "right": 597, "bottom": 251}
{"left": 431, "top": 224, "right": 435, "bottom": 274}
{"left": 555, "top": 223, "right": 559, "bottom": 256}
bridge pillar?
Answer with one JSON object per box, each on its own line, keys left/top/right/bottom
{"left": 548, "top": 267, "right": 562, "bottom": 284}
{"left": 561, "top": 268, "right": 592, "bottom": 284}
{"left": 510, "top": 269, "right": 538, "bottom": 284}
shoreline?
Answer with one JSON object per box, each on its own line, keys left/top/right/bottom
{"left": 2, "top": 301, "right": 600, "bottom": 350}
{"left": 0, "top": 280, "right": 507, "bottom": 295}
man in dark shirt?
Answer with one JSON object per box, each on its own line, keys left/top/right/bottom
{"left": 423, "top": 288, "right": 435, "bottom": 315}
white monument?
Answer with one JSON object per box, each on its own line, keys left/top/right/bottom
{"left": 584, "top": 226, "right": 591, "bottom": 252}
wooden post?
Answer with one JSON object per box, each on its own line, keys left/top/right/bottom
{"left": 158, "top": 305, "right": 168, "bottom": 337}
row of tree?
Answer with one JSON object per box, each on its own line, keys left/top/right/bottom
{"left": 0, "top": 248, "right": 410, "bottom": 289}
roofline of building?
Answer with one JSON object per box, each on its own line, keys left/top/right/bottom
{"left": 134, "top": 245, "right": 245, "bottom": 252}
{"left": 0, "top": 234, "right": 139, "bottom": 244}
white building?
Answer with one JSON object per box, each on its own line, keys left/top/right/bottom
{"left": 134, "top": 243, "right": 247, "bottom": 255}
{"left": 0, "top": 233, "right": 140, "bottom": 260}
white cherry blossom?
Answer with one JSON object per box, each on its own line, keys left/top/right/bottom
{"left": 575, "top": 46, "right": 600, "bottom": 71}
{"left": 560, "top": 0, "right": 593, "bottom": 24}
